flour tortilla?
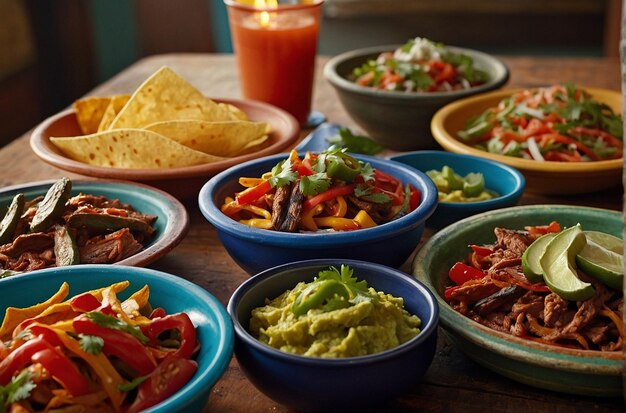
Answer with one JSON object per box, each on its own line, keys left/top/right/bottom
{"left": 50, "top": 129, "right": 226, "bottom": 169}
{"left": 143, "top": 120, "right": 270, "bottom": 157}
{"left": 108, "top": 66, "right": 239, "bottom": 130}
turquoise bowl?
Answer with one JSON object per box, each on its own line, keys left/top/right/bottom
{"left": 0, "top": 179, "right": 189, "bottom": 267}
{"left": 412, "top": 205, "right": 623, "bottom": 396}
{"left": 389, "top": 150, "right": 525, "bottom": 228}
{"left": 0, "top": 264, "right": 234, "bottom": 412}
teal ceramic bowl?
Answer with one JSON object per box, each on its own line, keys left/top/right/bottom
{"left": 389, "top": 151, "right": 525, "bottom": 228}
{"left": 0, "top": 179, "right": 189, "bottom": 267}
{"left": 412, "top": 205, "right": 623, "bottom": 396}
{"left": 0, "top": 265, "right": 234, "bottom": 412}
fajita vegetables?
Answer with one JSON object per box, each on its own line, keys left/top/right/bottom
{"left": 445, "top": 222, "right": 624, "bottom": 351}
{"left": 0, "top": 178, "right": 156, "bottom": 274}
{"left": 0, "top": 281, "right": 198, "bottom": 412}
{"left": 351, "top": 37, "right": 488, "bottom": 93}
{"left": 457, "top": 84, "right": 623, "bottom": 162}
{"left": 220, "top": 149, "right": 421, "bottom": 232}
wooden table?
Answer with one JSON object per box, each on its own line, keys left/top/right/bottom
{"left": 1, "top": 54, "right": 624, "bottom": 412}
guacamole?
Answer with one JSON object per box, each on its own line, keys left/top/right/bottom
{"left": 249, "top": 265, "right": 421, "bottom": 358}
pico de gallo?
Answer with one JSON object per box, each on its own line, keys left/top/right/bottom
{"left": 0, "top": 282, "right": 198, "bottom": 412}
{"left": 457, "top": 84, "right": 623, "bottom": 162}
{"left": 350, "top": 37, "right": 489, "bottom": 93}
{"left": 220, "top": 149, "right": 421, "bottom": 232}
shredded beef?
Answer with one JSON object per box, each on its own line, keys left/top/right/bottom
{"left": 79, "top": 228, "right": 144, "bottom": 264}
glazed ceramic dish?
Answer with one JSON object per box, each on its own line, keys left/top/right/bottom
{"left": 0, "top": 179, "right": 189, "bottom": 267}
{"left": 228, "top": 259, "right": 438, "bottom": 412}
{"left": 198, "top": 152, "right": 438, "bottom": 275}
{"left": 30, "top": 98, "right": 300, "bottom": 200}
{"left": 324, "top": 45, "right": 509, "bottom": 151}
{"left": 412, "top": 205, "right": 623, "bottom": 396}
{"left": 0, "top": 265, "right": 234, "bottom": 412}
{"left": 389, "top": 150, "right": 525, "bottom": 228}
{"left": 430, "top": 87, "right": 623, "bottom": 194}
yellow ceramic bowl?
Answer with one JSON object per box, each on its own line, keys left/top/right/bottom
{"left": 431, "top": 87, "right": 623, "bottom": 194}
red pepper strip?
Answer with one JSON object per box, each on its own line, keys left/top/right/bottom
{"left": 73, "top": 316, "right": 157, "bottom": 375}
{"left": 449, "top": 262, "right": 487, "bottom": 285}
{"left": 31, "top": 347, "right": 90, "bottom": 396}
{"left": 408, "top": 185, "right": 420, "bottom": 212}
{"left": 141, "top": 313, "right": 197, "bottom": 360}
{"left": 303, "top": 184, "right": 354, "bottom": 212}
{"left": 0, "top": 338, "right": 51, "bottom": 385}
{"left": 470, "top": 244, "right": 496, "bottom": 257}
{"left": 235, "top": 179, "right": 272, "bottom": 206}
{"left": 70, "top": 293, "right": 102, "bottom": 312}
{"left": 444, "top": 286, "right": 462, "bottom": 301}
{"left": 28, "top": 325, "right": 63, "bottom": 347}
{"left": 539, "top": 133, "right": 600, "bottom": 161}
{"left": 126, "top": 356, "right": 198, "bottom": 413}
{"left": 149, "top": 307, "right": 166, "bottom": 319}
{"left": 569, "top": 127, "right": 623, "bottom": 149}
{"left": 543, "top": 150, "right": 582, "bottom": 162}
{"left": 525, "top": 221, "right": 560, "bottom": 236}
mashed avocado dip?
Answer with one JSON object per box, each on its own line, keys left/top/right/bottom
{"left": 249, "top": 265, "right": 421, "bottom": 358}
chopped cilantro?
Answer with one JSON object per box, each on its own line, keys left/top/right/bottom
{"left": 85, "top": 312, "right": 149, "bottom": 344}
{"left": 118, "top": 376, "right": 149, "bottom": 393}
{"left": 299, "top": 173, "right": 331, "bottom": 196}
{"left": 79, "top": 334, "right": 104, "bottom": 355}
{"left": 358, "top": 163, "right": 375, "bottom": 182}
{"left": 354, "top": 185, "right": 392, "bottom": 204}
{"left": 0, "top": 370, "right": 36, "bottom": 412}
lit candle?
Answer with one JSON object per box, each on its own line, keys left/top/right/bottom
{"left": 225, "top": 0, "right": 324, "bottom": 125}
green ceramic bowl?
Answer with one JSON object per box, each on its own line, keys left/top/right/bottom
{"left": 412, "top": 205, "right": 623, "bottom": 396}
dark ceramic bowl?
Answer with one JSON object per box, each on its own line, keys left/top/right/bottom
{"left": 412, "top": 205, "right": 623, "bottom": 396}
{"left": 0, "top": 264, "right": 234, "bottom": 412}
{"left": 227, "top": 259, "right": 438, "bottom": 412}
{"left": 324, "top": 45, "right": 509, "bottom": 151}
{"left": 198, "top": 153, "right": 438, "bottom": 275}
{"left": 389, "top": 150, "right": 525, "bottom": 228}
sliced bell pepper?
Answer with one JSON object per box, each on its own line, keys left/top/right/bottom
{"left": 525, "top": 221, "right": 560, "bottom": 236}
{"left": 31, "top": 347, "right": 91, "bottom": 396}
{"left": 141, "top": 313, "right": 197, "bottom": 360}
{"left": 408, "top": 184, "right": 420, "bottom": 212}
{"left": 449, "top": 262, "right": 486, "bottom": 285}
{"left": 70, "top": 293, "right": 102, "bottom": 313}
{"left": 292, "top": 280, "right": 351, "bottom": 316}
{"left": 325, "top": 153, "right": 361, "bottom": 182}
{"left": 73, "top": 316, "right": 157, "bottom": 375}
{"left": 235, "top": 179, "right": 272, "bottom": 206}
{"left": 303, "top": 184, "right": 354, "bottom": 212}
{"left": 0, "top": 337, "right": 51, "bottom": 385}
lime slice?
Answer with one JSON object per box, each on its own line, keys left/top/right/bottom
{"left": 575, "top": 231, "right": 623, "bottom": 291}
{"left": 539, "top": 224, "right": 595, "bottom": 301}
{"left": 521, "top": 232, "right": 556, "bottom": 283}
{"left": 442, "top": 166, "right": 464, "bottom": 190}
{"left": 462, "top": 172, "right": 485, "bottom": 197}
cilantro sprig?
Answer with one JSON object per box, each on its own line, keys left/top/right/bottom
{"left": 0, "top": 370, "right": 36, "bottom": 413}
{"left": 85, "top": 312, "right": 149, "bottom": 344}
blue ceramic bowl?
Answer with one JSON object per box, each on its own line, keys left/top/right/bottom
{"left": 227, "top": 259, "right": 438, "bottom": 412}
{"left": 0, "top": 265, "right": 234, "bottom": 412}
{"left": 412, "top": 205, "right": 623, "bottom": 397}
{"left": 389, "top": 151, "right": 525, "bottom": 228}
{"left": 0, "top": 179, "right": 189, "bottom": 267}
{"left": 198, "top": 153, "right": 438, "bottom": 275}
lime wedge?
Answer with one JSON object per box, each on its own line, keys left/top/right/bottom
{"left": 575, "top": 231, "right": 623, "bottom": 291}
{"left": 539, "top": 224, "right": 595, "bottom": 301}
{"left": 442, "top": 166, "right": 464, "bottom": 190}
{"left": 462, "top": 173, "right": 485, "bottom": 197}
{"left": 521, "top": 232, "right": 556, "bottom": 283}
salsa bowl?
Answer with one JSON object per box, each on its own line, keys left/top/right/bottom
{"left": 412, "top": 204, "right": 623, "bottom": 396}
{"left": 198, "top": 152, "right": 438, "bottom": 275}
{"left": 430, "top": 87, "right": 623, "bottom": 194}
{"left": 0, "top": 179, "right": 189, "bottom": 269}
{"left": 227, "top": 259, "right": 438, "bottom": 412}
{"left": 30, "top": 98, "right": 299, "bottom": 200}
{"left": 0, "top": 264, "right": 234, "bottom": 412}
{"left": 324, "top": 44, "right": 509, "bottom": 151}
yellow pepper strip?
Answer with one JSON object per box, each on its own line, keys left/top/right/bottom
{"left": 52, "top": 326, "right": 126, "bottom": 411}
{"left": 288, "top": 149, "right": 301, "bottom": 164}
{"left": 121, "top": 285, "right": 150, "bottom": 318}
{"left": 0, "top": 282, "right": 69, "bottom": 340}
{"left": 239, "top": 218, "right": 273, "bottom": 229}
{"left": 241, "top": 204, "right": 272, "bottom": 220}
{"left": 300, "top": 204, "right": 323, "bottom": 231}
{"left": 354, "top": 210, "right": 377, "bottom": 229}
{"left": 261, "top": 171, "right": 273, "bottom": 179}
{"left": 101, "top": 287, "right": 134, "bottom": 326}
{"left": 314, "top": 217, "right": 359, "bottom": 231}
{"left": 331, "top": 196, "right": 348, "bottom": 217}
{"left": 238, "top": 177, "right": 264, "bottom": 188}
{"left": 47, "top": 389, "right": 109, "bottom": 410}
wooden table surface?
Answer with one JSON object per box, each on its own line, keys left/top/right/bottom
{"left": 1, "top": 54, "right": 624, "bottom": 412}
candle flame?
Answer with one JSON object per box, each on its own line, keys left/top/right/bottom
{"left": 254, "top": 0, "right": 277, "bottom": 28}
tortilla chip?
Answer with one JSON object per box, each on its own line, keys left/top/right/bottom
{"left": 73, "top": 97, "right": 112, "bottom": 135}
{"left": 50, "top": 129, "right": 226, "bottom": 168}
{"left": 219, "top": 103, "right": 248, "bottom": 121}
{"left": 143, "top": 120, "right": 270, "bottom": 157}
{"left": 0, "top": 282, "right": 70, "bottom": 340}
{"left": 108, "top": 66, "right": 239, "bottom": 130}
{"left": 97, "top": 94, "right": 131, "bottom": 132}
